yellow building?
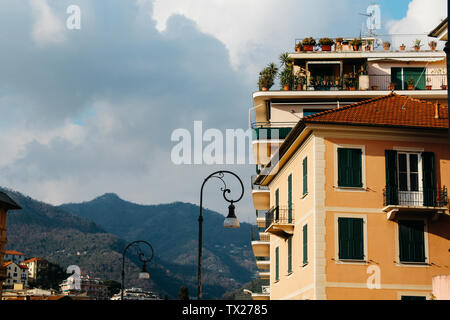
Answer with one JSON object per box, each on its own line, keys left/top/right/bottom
{"left": 251, "top": 93, "right": 449, "bottom": 300}
{"left": 0, "top": 192, "right": 21, "bottom": 299}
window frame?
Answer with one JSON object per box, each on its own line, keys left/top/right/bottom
{"left": 395, "top": 218, "right": 429, "bottom": 265}
{"left": 334, "top": 144, "right": 366, "bottom": 191}
{"left": 334, "top": 213, "right": 368, "bottom": 264}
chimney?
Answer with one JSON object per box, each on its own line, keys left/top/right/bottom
{"left": 435, "top": 103, "right": 440, "bottom": 119}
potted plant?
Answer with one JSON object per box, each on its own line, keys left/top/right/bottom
{"left": 364, "top": 39, "right": 373, "bottom": 51}
{"left": 429, "top": 40, "right": 437, "bottom": 51}
{"left": 441, "top": 83, "right": 447, "bottom": 90}
{"left": 400, "top": 43, "right": 406, "bottom": 51}
{"left": 389, "top": 82, "right": 396, "bottom": 90}
{"left": 343, "top": 73, "right": 357, "bottom": 90}
{"left": 350, "top": 38, "right": 362, "bottom": 51}
{"left": 302, "top": 37, "right": 316, "bottom": 52}
{"left": 413, "top": 39, "right": 422, "bottom": 51}
{"left": 335, "top": 37, "right": 343, "bottom": 51}
{"left": 294, "top": 71, "right": 306, "bottom": 91}
{"left": 426, "top": 77, "right": 432, "bottom": 90}
{"left": 258, "top": 63, "right": 278, "bottom": 91}
{"left": 383, "top": 41, "right": 391, "bottom": 51}
{"left": 295, "top": 42, "right": 302, "bottom": 52}
{"left": 407, "top": 78, "right": 415, "bottom": 90}
{"left": 319, "top": 37, "right": 334, "bottom": 51}
{"left": 279, "top": 68, "right": 294, "bottom": 90}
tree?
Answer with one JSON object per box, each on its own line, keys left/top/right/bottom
{"left": 178, "top": 286, "right": 189, "bottom": 300}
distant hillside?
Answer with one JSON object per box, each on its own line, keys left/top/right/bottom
{"left": 60, "top": 193, "right": 257, "bottom": 299}
{"left": 2, "top": 188, "right": 257, "bottom": 299}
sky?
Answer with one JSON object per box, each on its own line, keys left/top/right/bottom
{"left": 0, "top": 0, "right": 446, "bottom": 223}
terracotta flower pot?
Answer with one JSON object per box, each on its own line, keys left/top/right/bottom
{"left": 321, "top": 45, "right": 332, "bottom": 51}
{"left": 304, "top": 45, "right": 314, "bottom": 52}
{"left": 296, "top": 47, "right": 301, "bottom": 52}
{"left": 261, "top": 87, "right": 268, "bottom": 91}
{"left": 426, "top": 85, "right": 432, "bottom": 90}
{"left": 400, "top": 45, "right": 406, "bottom": 51}
{"left": 352, "top": 45, "right": 360, "bottom": 52}
{"left": 297, "top": 84, "right": 303, "bottom": 91}
{"left": 441, "top": 85, "right": 447, "bottom": 90}
{"left": 408, "top": 85, "right": 414, "bottom": 90}
{"left": 414, "top": 47, "right": 420, "bottom": 52}
{"left": 283, "top": 85, "right": 290, "bottom": 91}
{"left": 389, "top": 84, "right": 395, "bottom": 91}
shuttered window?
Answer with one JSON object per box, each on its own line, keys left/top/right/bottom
{"left": 398, "top": 220, "right": 426, "bottom": 263}
{"left": 287, "top": 237, "right": 292, "bottom": 274}
{"left": 288, "top": 174, "right": 292, "bottom": 223}
{"left": 275, "top": 247, "right": 280, "bottom": 281}
{"left": 338, "top": 148, "right": 363, "bottom": 188}
{"left": 303, "top": 157, "right": 308, "bottom": 195}
{"left": 338, "top": 217, "right": 364, "bottom": 260}
{"left": 303, "top": 224, "right": 308, "bottom": 265}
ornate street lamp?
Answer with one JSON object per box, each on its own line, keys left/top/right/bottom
{"left": 197, "top": 170, "right": 244, "bottom": 300}
{"left": 121, "top": 240, "right": 154, "bottom": 300}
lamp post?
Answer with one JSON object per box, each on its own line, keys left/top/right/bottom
{"left": 197, "top": 170, "right": 244, "bottom": 300}
{"left": 121, "top": 240, "right": 154, "bottom": 300}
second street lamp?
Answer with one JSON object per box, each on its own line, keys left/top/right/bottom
{"left": 197, "top": 170, "right": 244, "bottom": 300}
{"left": 121, "top": 240, "right": 154, "bottom": 300}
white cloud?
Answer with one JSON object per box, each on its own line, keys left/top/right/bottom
{"left": 30, "top": 0, "right": 66, "bottom": 46}
{"left": 387, "top": 0, "right": 447, "bottom": 47}
{"left": 152, "top": 0, "right": 363, "bottom": 79}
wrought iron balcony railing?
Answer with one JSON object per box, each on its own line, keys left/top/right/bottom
{"left": 383, "top": 186, "right": 448, "bottom": 207}
{"left": 265, "top": 206, "right": 294, "bottom": 230}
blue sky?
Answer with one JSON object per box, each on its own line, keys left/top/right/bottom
{"left": 0, "top": 0, "right": 446, "bottom": 223}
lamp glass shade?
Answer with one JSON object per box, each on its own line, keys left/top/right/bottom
{"left": 139, "top": 272, "right": 150, "bottom": 280}
{"left": 224, "top": 203, "right": 240, "bottom": 228}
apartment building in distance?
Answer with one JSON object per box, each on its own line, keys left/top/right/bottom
{"left": 250, "top": 33, "right": 449, "bottom": 300}
{"left": 3, "top": 261, "right": 29, "bottom": 289}
{"left": 0, "top": 192, "right": 21, "bottom": 299}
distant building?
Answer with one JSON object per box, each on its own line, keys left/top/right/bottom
{"left": 60, "top": 274, "right": 109, "bottom": 300}
{"left": 0, "top": 191, "right": 21, "bottom": 299}
{"left": 3, "top": 261, "right": 28, "bottom": 289}
{"left": 111, "top": 287, "right": 160, "bottom": 300}
{"left": 4, "top": 250, "right": 25, "bottom": 264}
{"left": 23, "top": 258, "right": 49, "bottom": 280}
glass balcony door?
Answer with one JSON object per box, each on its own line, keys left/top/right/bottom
{"left": 398, "top": 152, "right": 423, "bottom": 206}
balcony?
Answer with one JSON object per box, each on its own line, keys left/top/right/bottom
{"left": 383, "top": 186, "right": 449, "bottom": 221}
{"left": 265, "top": 206, "right": 294, "bottom": 239}
{"left": 251, "top": 175, "right": 270, "bottom": 210}
{"left": 251, "top": 285, "right": 270, "bottom": 301}
{"left": 252, "top": 124, "right": 294, "bottom": 140}
{"left": 251, "top": 226, "right": 270, "bottom": 257}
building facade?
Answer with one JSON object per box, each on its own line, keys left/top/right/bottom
{"left": 251, "top": 93, "right": 449, "bottom": 300}
{"left": 23, "top": 258, "right": 48, "bottom": 281}
{"left": 0, "top": 192, "right": 21, "bottom": 299}
{"left": 60, "top": 274, "right": 109, "bottom": 300}
{"left": 4, "top": 250, "right": 25, "bottom": 265}
{"left": 3, "top": 261, "right": 29, "bottom": 289}
{"left": 250, "top": 35, "right": 449, "bottom": 300}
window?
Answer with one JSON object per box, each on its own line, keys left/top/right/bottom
{"left": 337, "top": 148, "right": 363, "bottom": 188}
{"left": 288, "top": 174, "right": 292, "bottom": 223}
{"left": 391, "top": 67, "right": 426, "bottom": 90}
{"left": 287, "top": 237, "right": 292, "bottom": 274}
{"left": 302, "top": 157, "right": 308, "bottom": 195}
{"left": 275, "top": 247, "right": 280, "bottom": 281}
{"left": 385, "top": 150, "right": 436, "bottom": 206}
{"left": 398, "top": 220, "right": 426, "bottom": 263}
{"left": 275, "top": 188, "right": 280, "bottom": 220}
{"left": 303, "top": 224, "right": 308, "bottom": 265}
{"left": 338, "top": 217, "right": 364, "bottom": 260}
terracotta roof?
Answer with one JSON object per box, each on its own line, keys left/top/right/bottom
{"left": 302, "top": 93, "right": 448, "bottom": 129}
{"left": 3, "top": 261, "right": 13, "bottom": 267}
{"left": 5, "top": 250, "right": 24, "bottom": 256}
{"left": 23, "top": 258, "right": 42, "bottom": 263}
{"left": 254, "top": 93, "right": 449, "bottom": 185}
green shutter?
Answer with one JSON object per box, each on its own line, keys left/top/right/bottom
{"left": 338, "top": 218, "right": 364, "bottom": 260}
{"left": 303, "top": 224, "right": 308, "bottom": 265}
{"left": 399, "top": 220, "right": 425, "bottom": 263}
{"left": 403, "top": 68, "right": 426, "bottom": 90}
{"left": 385, "top": 150, "right": 399, "bottom": 205}
{"left": 287, "top": 237, "right": 292, "bottom": 274}
{"left": 422, "top": 152, "right": 436, "bottom": 207}
{"left": 288, "top": 174, "right": 292, "bottom": 223}
{"left": 338, "top": 148, "right": 362, "bottom": 187}
{"left": 391, "top": 67, "right": 403, "bottom": 90}
{"left": 303, "top": 157, "right": 308, "bottom": 195}
{"left": 275, "top": 247, "right": 279, "bottom": 281}
{"left": 275, "top": 189, "right": 279, "bottom": 221}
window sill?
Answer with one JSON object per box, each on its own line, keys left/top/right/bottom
{"left": 334, "top": 186, "right": 366, "bottom": 192}
{"left": 336, "top": 259, "right": 368, "bottom": 265}
{"left": 396, "top": 261, "right": 429, "bottom": 267}
{"left": 302, "top": 262, "right": 309, "bottom": 267}
{"left": 301, "top": 192, "right": 309, "bottom": 199}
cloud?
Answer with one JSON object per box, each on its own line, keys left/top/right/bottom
{"left": 387, "top": 0, "right": 447, "bottom": 48}
{"left": 30, "top": 0, "right": 66, "bottom": 46}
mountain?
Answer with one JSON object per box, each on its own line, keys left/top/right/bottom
{"left": 1, "top": 187, "right": 191, "bottom": 298}
{"left": 60, "top": 193, "right": 257, "bottom": 299}
{"left": 2, "top": 187, "right": 257, "bottom": 299}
